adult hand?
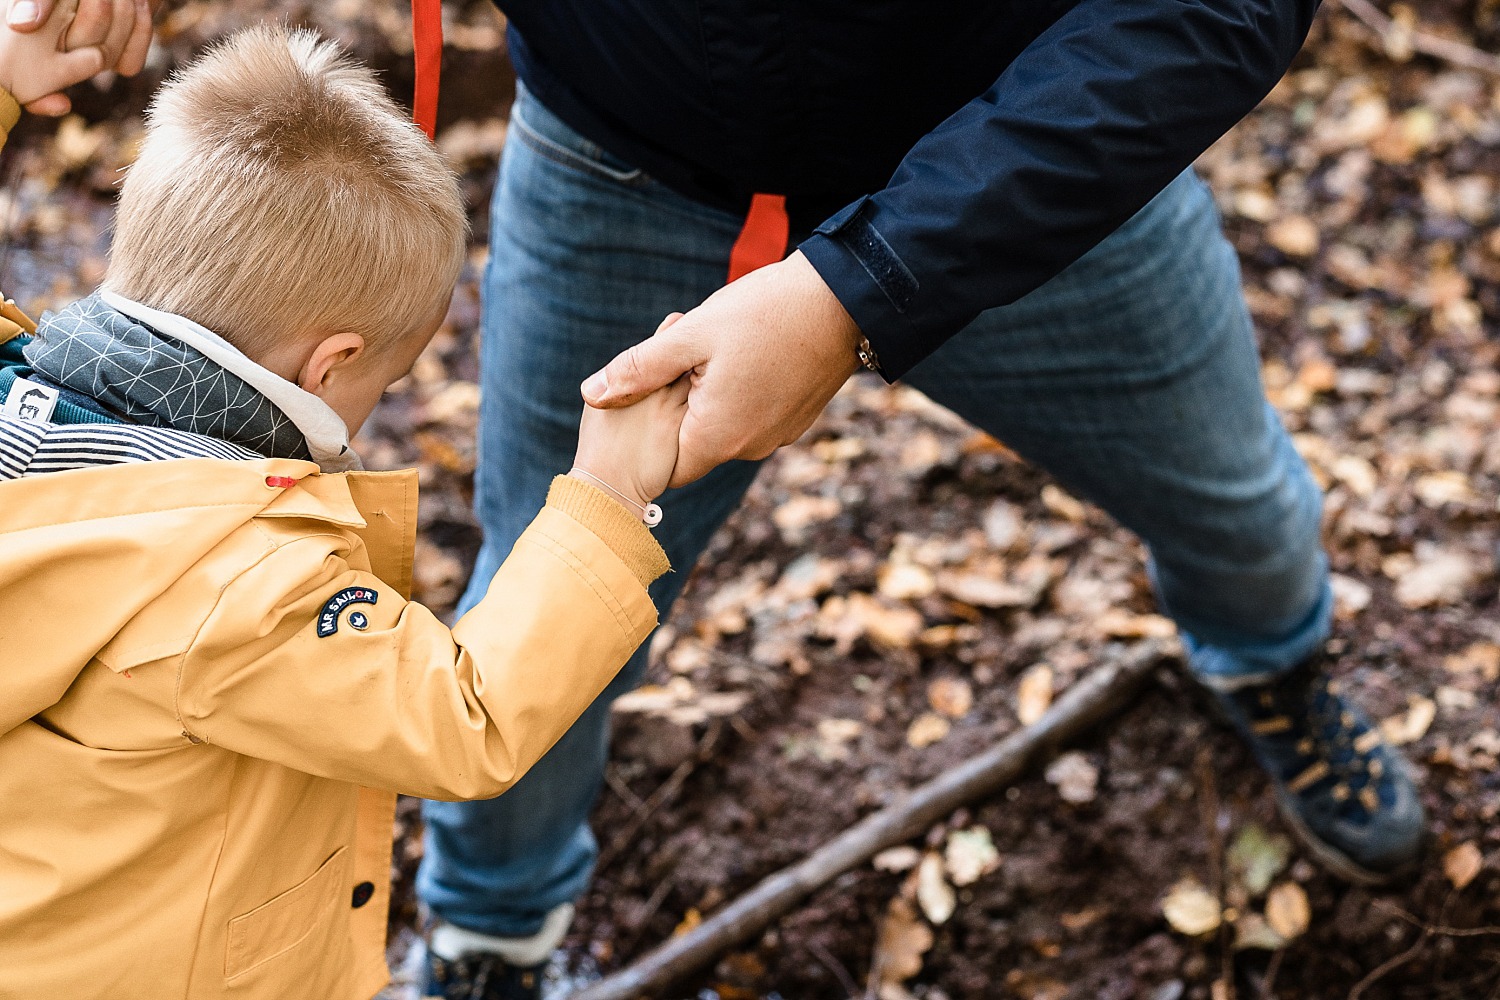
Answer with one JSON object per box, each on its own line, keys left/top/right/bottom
{"left": 6, "top": 0, "right": 155, "bottom": 116}
{"left": 581, "top": 250, "right": 864, "bottom": 488}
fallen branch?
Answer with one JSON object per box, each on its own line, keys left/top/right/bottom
{"left": 1336, "top": 0, "right": 1500, "bottom": 76}
{"left": 574, "top": 639, "right": 1172, "bottom": 1000}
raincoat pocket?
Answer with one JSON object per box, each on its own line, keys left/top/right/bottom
{"left": 224, "top": 846, "right": 348, "bottom": 981}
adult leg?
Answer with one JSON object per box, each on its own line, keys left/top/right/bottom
{"left": 416, "top": 87, "right": 761, "bottom": 945}
{"left": 904, "top": 170, "right": 1421, "bottom": 879}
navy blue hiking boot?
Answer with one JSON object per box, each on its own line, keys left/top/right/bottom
{"left": 1200, "top": 656, "right": 1424, "bottom": 884}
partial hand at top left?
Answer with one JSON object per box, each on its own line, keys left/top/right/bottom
{"left": 5, "top": 0, "right": 155, "bottom": 116}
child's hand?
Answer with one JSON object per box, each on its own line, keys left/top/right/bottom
{"left": 0, "top": 0, "right": 126, "bottom": 113}
{"left": 571, "top": 377, "right": 689, "bottom": 518}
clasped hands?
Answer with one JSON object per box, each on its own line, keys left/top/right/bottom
{"left": 2, "top": 0, "right": 154, "bottom": 115}
{"left": 577, "top": 250, "right": 865, "bottom": 506}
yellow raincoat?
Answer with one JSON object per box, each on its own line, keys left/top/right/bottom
{"left": 0, "top": 80, "right": 669, "bottom": 1000}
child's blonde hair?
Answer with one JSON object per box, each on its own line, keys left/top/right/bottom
{"left": 105, "top": 25, "right": 467, "bottom": 356}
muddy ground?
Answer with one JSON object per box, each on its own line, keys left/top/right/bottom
{"left": 7, "top": 2, "right": 1500, "bottom": 998}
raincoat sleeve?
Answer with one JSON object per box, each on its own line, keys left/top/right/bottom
{"left": 174, "top": 476, "right": 670, "bottom": 800}
{"left": 798, "top": 0, "right": 1321, "bottom": 379}
{"left": 0, "top": 87, "right": 17, "bottom": 149}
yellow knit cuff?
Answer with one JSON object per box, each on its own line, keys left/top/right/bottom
{"left": 546, "top": 475, "right": 671, "bottom": 588}
{"left": 0, "top": 88, "right": 19, "bottom": 138}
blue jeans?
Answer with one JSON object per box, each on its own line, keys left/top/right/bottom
{"left": 416, "top": 88, "right": 1332, "bottom": 937}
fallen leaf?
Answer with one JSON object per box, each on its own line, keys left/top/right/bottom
{"left": 906, "top": 712, "right": 951, "bottom": 749}
{"left": 873, "top": 846, "right": 922, "bottom": 873}
{"left": 1267, "top": 215, "right": 1320, "bottom": 257}
{"left": 1044, "top": 750, "right": 1099, "bottom": 804}
{"left": 982, "top": 499, "right": 1023, "bottom": 550}
{"left": 1017, "top": 664, "right": 1054, "bottom": 726}
{"left": 878, "top": 561, "right": 937, "bottom": 601}
{"left": 944, "top": 827, "right": 1001, "bottom": 887}
{"left": 1228, "top": 824, "right": 1292, "bottom": 897}
{"left": 937, "top": 571, "right": 1038, "bottom": 609}
{"left": 1095, "top": 609, "right": 1176, "bottom": 640}
{"left": 1330, "top": 573, "right": 1373, "bottom": 620}
{"left": 672, "top": 908, "right": 702, "bottom": 936}
{"left": 1059, "top": 906, "right": 1106, "bottom": 931}
{"left": 1264, "top": 882, "right": 1310, "bottom": 940}
{"left": 1444, "top": 841, "right": 1483, "bottom": 890}
{"left": 1162, "top": 878, "right": 1222, "bottom": 936}
{"left": 1041, "top": 484, "right": 1088, "bottom": 522}
{"left": 815, "top": 718, "right": 863, "bottom": 762}
{"left": 772, "top": 494, "right": 841, "bottom": 542}
{"left": 1233, "top": 911, "right": 1286, "bottom": 951}
{"left": 1393, "top": 547, "right": 1480, "bottom": 608}
{"left": 916, "top": 852, "right": 956, "bottom": 924}
{"left": 927, "top": 677, "right": 974, "bottom": 719}
{"left": 872, "top": 896, "right": 933, "bottom": 991}
{"left": 1381, "top": 694, "right": 1437, "bottom": 746}
{"left": 1413, "top": 471, "right": 1477, "bottom": 508}
{"left": 1444, "top": 643, "right": 1500, "bottom": 682}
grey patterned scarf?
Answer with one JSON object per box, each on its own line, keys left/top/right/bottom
{"left": 24, "top": 293, "right": 313, "bottom": 461}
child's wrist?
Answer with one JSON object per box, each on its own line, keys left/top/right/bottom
{"left": 567, "top": 468, "right": 656, "bottom": 522}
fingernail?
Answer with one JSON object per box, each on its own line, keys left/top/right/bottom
{"left": 581, "top": 371, "right": 608, "bottom": 401}
{"left": 8, "top": 1, "right": 38, "bottom": 26}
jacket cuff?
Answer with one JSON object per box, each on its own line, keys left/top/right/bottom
{"left": 0, "top": 88, "right": 19, "bottom": 140}
{"left": 546, "top": 475, "right": 670, "bottom": 587}
{"left": 800, "top": 198, "right": 929, "bottom": 381}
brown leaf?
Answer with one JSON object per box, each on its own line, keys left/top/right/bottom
{"left": 944, "top": 827, "right": 1001, "bottom": 887}
{"left": 1381, "top": 695, "right": 1437, "bottom": 746}
{"left": 1393, "top": 547, "right": 1480, "bottom": 608}
{"left": 1267, "top": 215, "right": 1320, "bottom": 257}
{"left": 1017, "top": 664, "right": 1054, "bottom": 726}
{"left": 1095, "top": 610, "right": 1176, "bottom": 640}
{"left": 1444, "top": 643, "right": 1500, "bottom": 682}
{"left": 927, "top": 677, "right": 974, "bottom": 719}
{"left": 1444, "top": 841, "right": 1483, "bottom": 890}
{"left": 1044, "top": 750, "right": 1099, "bottom": 804}
{"left": 906, "top": 712, "right": 951, "bottom": 749}
{"left": 873, "top": 846, "right": 922, "bottom": 873}
{"left": 1162, "top": 878, "right": 1222, "bottom": 936}
{"left": 1264, "top": 882, "right": 1310, "bottom": 941}
{"left": 916, "top": 852, "right": 956, "bottom": 924}
{"left": 1040, "top": 484, "right": 1088, "bottom": 522}
{"left": 872, "top": 897, "right": 933, "bottom": 990}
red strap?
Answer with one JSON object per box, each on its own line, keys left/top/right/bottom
{"left": 727, "top": 193, "right": 789, "bottom": 282}
{"left": 412, "top": 0, "right": 443, "bottom": 140}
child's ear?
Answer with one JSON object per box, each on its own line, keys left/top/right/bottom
{"left": 297, "top": 332, "right": 366, "bottom": 396}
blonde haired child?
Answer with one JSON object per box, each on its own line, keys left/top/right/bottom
{"left": 0, "top": 16, "right": 684, "bottom": 1000}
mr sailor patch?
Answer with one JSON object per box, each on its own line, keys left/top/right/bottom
{"left": 317, "top": 587, "right": 378, "bottom": 637}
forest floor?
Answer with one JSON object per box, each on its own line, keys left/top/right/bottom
{"left": 7, "top": 2, "right": 1500, "bottom": 998}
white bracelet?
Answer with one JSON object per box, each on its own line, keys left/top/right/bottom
{"left": 569, "top": 467, "right": 663, "bottom": 526}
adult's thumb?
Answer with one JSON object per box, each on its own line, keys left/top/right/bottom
{"left": 6, "top": 0, "right": 53, "bottom": 30}
{"left": 581, "top": 334, "right": 697, "bottom": 409}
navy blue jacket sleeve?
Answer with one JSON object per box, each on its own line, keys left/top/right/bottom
{"left": 798, "top": 0, "right": 1321, "bottom": 380}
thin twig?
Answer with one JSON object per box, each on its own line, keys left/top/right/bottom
{"left": 1262, "top": 948, "right": 1285, "bottom": 999}
{"left": 1374, "top": 898, "right": 1500, "bottom": 938}
{"left": 1348, "top": 889, "right": 1460, "bottom": 999}
{"left": 1347, "top": 927, "right": 1431, "bottom": 1000}
{"left": 1195, "top": 746, "right": 1236, "bottom": 1000}
{"left": 599, "top": 722, "right": 723, "bottom": 869}
{"left": 807, "top": 939, "right": 861, "bottom": 999}
{"left": 604, "top": 767, "right": 645, "bottom": 812}
{"left": 1336, "top": 0, "right": 1500, "bottom": 76}
{"left": 617, "top": 869, "right": 678, "bottom": 958}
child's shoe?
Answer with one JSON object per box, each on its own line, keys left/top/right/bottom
{"left": 1199, "top": 655, "right": 1425, "bottom": 884}
{"left": 421, "top": 905, "right": 572, "bottom": 1000}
